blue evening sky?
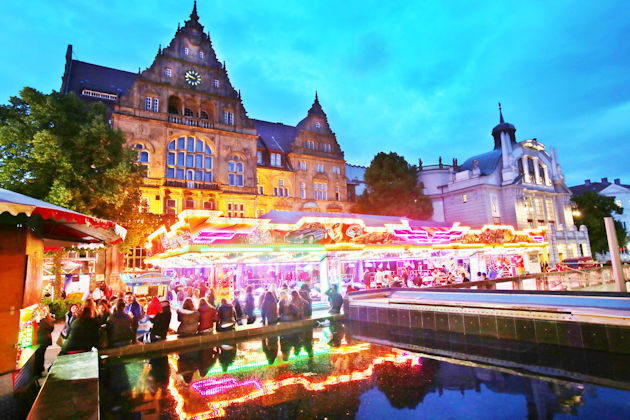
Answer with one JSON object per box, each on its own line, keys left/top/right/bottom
{"left": 1, "top": 1, "right": 629, "bottom": 187}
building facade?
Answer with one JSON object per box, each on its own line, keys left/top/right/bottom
{"left": 570, "top": 178, "right": 630, "bottom": 239}
{"left": 418, "top": 107, "right": 591, "bottom": 266}
{"left": 61, "top": 3, "right": 353, "bottom": 221}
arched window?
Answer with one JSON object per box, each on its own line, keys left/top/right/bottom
{"left": 166, "top": 136, "right": 213, "bottom": 182}
{"left": 228, "top": 155, "right": 244, "bottom": 187}
{"left": 133, "top": 144, "right": 149, "bottom": 163}
{"left": 168, "top": 95, "right": 182, "bottom": 114}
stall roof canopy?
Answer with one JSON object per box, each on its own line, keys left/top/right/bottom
{"left": 0, "top": 188, "right": 126, "bottom": 248}
{"left": 259, "top": 210, "right": 449, "bottom": 228}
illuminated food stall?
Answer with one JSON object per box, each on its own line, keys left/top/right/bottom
{"left": 0, "top": 188, "right": 125, "bottom": 377}
{"left": 120, "top": 272, "right": 174, "bottom": 299}
{"left": 145, "top": 210, "right": 547, "bottom": 300}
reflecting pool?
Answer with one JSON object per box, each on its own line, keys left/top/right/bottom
{"left": 100, "top": 323, "right": 630, "bottom": 419}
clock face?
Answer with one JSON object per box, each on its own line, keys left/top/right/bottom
{"left": 185, "top": 70, "right": 201, "bottom": 86}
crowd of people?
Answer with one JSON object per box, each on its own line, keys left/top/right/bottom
{"left": 34, "top": 280, "right": 345, "bottom": 377}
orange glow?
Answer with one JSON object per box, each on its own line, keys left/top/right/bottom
{"left": 167, "top": 348, "right": 421, "bottom": 420}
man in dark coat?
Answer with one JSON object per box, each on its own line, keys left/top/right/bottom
{"left": 299, "top": 283, "right": 312, "bottom": 317}
{"left": 232, "top": 291, "right": 244, "bottom": 325}
{"left": 325, "top": 285, "right": 344, "bottom": 314}
{"left": 150, "top": 300, "right": 172, "bottom": 341}
{"left": 106, "top": 299, "right": 135, "bottom": 348}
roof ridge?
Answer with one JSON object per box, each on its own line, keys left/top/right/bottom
{"left": 72, "top": 59, "right": 137, "bottom": 75}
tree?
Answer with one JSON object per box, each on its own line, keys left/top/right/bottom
{"left": 0, "top": 88, "right": 165, "bottom": 275}
{"left": 353, "top": 152, "right": 433, "bottom": 219}
{"left": 572, "top": 191, "right": 627, "bottom": 255}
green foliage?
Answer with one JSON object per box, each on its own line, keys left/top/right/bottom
{"left": 41, "top": 297, "right": 83, "bottom": 320}
{"left": 353, "top": 152, "right": 433, "bottom": 219}
{"left": 572, "top": 191, "right": 627, "bottom": 254}
{"left": 0, "top": 87, "right": 166, "bottom": 252}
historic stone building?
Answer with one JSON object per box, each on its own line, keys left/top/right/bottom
{"left": 417, "top": 107, "right": 591, "bottom": 266}
{"left": 61, "top": 3, "right": 352, "bottom": 221}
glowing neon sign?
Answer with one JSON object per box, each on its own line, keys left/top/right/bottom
{"left": 192, "top": 377, "right": 263, "bottom": 396}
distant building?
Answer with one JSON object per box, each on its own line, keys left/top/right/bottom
{"left": 418, "top": 106, "right": 591, "bottom": 266}
{"left": 570, "top": 178, "right": 630, "bottom": 238}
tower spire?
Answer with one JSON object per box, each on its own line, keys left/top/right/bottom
{"left": 190, "top": 0, "right": 199, "bottom": 21}
{"left": 498, "top": 102, "right": 504, "bottom": 123}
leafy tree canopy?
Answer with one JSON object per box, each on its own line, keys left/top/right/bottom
{"left": 0, "top": 87, "right": 164, "bottom": 251}
{"left": 572, "top": 191, "right": 627, "bottom": 255}
{"left": 354, "top": 152, "right": 433, "bottom": 219}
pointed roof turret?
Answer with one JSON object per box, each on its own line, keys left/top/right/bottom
{"left": 190, "top": 0, "right": 199, "bottom": 22}
{"left": 491, "top": 102, "right": 516, "bottom": 149}
{"left": 307, "top": 91, "right": 326, "bottom": 117}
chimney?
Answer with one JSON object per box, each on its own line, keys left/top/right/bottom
{"left": 601, "top": 177, "right": 609, "bottom": 184}
{"left": 585, "top": 179, "right": 590, "bottom": 185}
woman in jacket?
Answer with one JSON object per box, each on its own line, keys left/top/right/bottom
{"left": 35, "top": 305, "right": 54, "bottom": 377}
{"left": 290, "top": 290, "right": 306, "bottom": 320}
{"left": 198, "top": 298, "right": 218, "bottom": 334}
{"left": 278, "top": 291, "right": 298, "bottom": 322}
{"left": 61, "top": 303, "right": 101, "bottom": 354}
{"left": 260, "top": 291, "right": 279, "bottom": 325}
{"left": 61, "top": 303, "right": 79, "bottom": 341}
{"left": 106, "top": 299, "right": 135, "bottom": 348}
{"left": 216, "top": 298, "right": 237, "bottom": 332}
{"left": 177, "top": 298, "right": 200, "bottom": 337}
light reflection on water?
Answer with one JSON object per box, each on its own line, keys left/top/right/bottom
{"left": 99, "top": 324, "right": 630, "bottom": 419}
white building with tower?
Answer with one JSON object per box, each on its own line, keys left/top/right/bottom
{"left": 418, "top": 105, "right": 591, "bottom": 267}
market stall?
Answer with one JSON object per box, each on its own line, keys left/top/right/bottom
{"left": 145, "top": 210, "right": 547, "bottom": 301}
{"left": 0, "top": 188, "right": 125, "bottom": 377}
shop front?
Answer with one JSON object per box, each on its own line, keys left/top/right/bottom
{"left": 145, "top": 210, "right": 547, "bottom": 302}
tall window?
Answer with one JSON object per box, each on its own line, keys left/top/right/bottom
{"left": 223, "top": 111, "right": 234, "bottom": 125}
{"left": 316, "top": 163, "right": 324, "bottom": 173}
{"left": 199, "top": 51, "right": 204, "bottom": 59}
{"left": 133, "top": 144, "right": 149, "bottom": 163}
{"left": 256, "top": 151, "right": 263, "bottom": 164}
{"left": 335, "top": 187, "right": 340, "bottom": 201}
{"left": 300, "top": 183, "right": 306, "bottom": 199}
{"left": 274, "top": 180, "right": 289, "bottom": 197}
{"left": 270, "top": 153, "right": 281, "bottom": 167}
{"left": 185, "top": 198, "right": 195, "bottom": 209}
{"left": 164, "top": 68, "right": 172, "bottom": 78}
{"left": 298, "top": 161, "right": 307, "bottom": 170}
{"left": 125, "top": 247, "right": 147, "bottom": 269}
{"left": 165, "top": 199, "right": 177, "bottom": 215}
{"left": 200, "top": 110, "right": 209, "bottom": 120}
{"left": 227, "top": 203, "right": 244, "bottom": 218}
{"left": 305, "top": 140, "right": 315, "bottom": 150}
{"left": 203, "top": 200, "right": 214, "bottom": 210}
{"left": 314, "top": 183, "right": 327, "bottom": 200}
{"left": 145, "top": 97, "right": 159, "bottom": 112}
{"left": 332, "top": 166, "right": 340, "bottom": 174}
{"left": 213, "top": 79, "right": 220, "bottom": 88}
{"left": 183, "top": 47, "right": 189, "bottom": 55}
{"left": 322, "top": 144, "right": 332, "bottom": 152}
{"left": 166, "top": 136, "right": 213, "bottom": 182}
{"left": 228, "top": 156, "right": 244, "bottom": 187}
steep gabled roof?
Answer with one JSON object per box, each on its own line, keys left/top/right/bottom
{"left": 254, "top": 119, "right": 298, "bottom": 152}
{"left": 63, "top": 60, "right": 138, "bottom": 98}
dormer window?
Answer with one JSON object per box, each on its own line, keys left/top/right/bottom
{"left": 199, "top": 51, "right": 204, "bottom": 59}
{"left": 183, "top": 47, "right": 189, "bottom": 55}
{"left": 322, "top": 144, "right": 332, "bottom": 153}
{"left": 313, "top": 121, "right": 321, "bottom": 129}
{"left": 165, "top": 68, "right": 172, "bottom": 78}
{"left": 270, "top": 153, "right": 281, "bottom": 167}
{"left": 305, "top": 140, "right": 315, "bottom": 150}
{"left": 200, "top": 110, "right": 209, "bottom": 120}
{"left": 298, "top": 161, "right": 307, "bottom": 170}
{"left": 223, "top": 111, "right": 234, "bottom": 125}
{"left": 256, "top": 151, "right": 263, "bottom": 164}
{"left": 213, "top": 79, "right": 220, "bottom": 88}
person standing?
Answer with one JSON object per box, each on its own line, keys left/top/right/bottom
{"left": 35, "top": 305, "right": 54, "bottom": 377}
{"left": 217, "top": 298, "right": 237, "bottom": 332}
{"left": 261, "top": 291, "right": 279, "bottom": 325}
{"left": 124, "top": 292, "right": 143, "bottom": 333}
{"left": 149, "top": 300, "right": 171, "bottom": 342}
{"left": 198, "top": 298, "right": 218, "bottom": 334}
{"left": 106, "top": 299, "right": 135, "bottom": 348}
{"left": 325, "top": 285, "right": 344, "bottom": 314}
{"left": 61, "top": 303, "right": 101, "bottom": 354}
{"left": 60, "top": 303, "right": 79, "bottom": 343}
{"left": 207, "top": 289, "right": 216, "bottom": 307}
{"left": 233, "top": 291, "right": 244, "bottom": 325}
{"left": 177, "top": 298, "right": 200, "bottom": 337}
{"left": 244, "top": 286, "right": 256, "bottom": 325}
{"left": 290, "top": 290, "right": 306, "bottom": 320}
{"left": 299, "top": 283, "right": 312, "bottom": 318}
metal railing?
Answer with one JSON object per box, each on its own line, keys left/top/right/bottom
{"left": 428, "top": 265, "right": 630, "bottom": 292}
